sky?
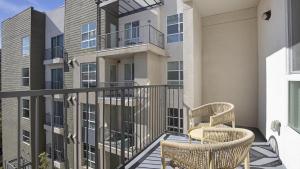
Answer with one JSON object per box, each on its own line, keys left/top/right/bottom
{"left": 0, "top": 0, "right": 64, "bottom": 48}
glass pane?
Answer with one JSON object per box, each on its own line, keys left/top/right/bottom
{"left": 167, "top": 24, "right": 179, "bottom": 34}
{"left": 180, "top": 71, "right": 183, "bottom": 80}
{"left": 82, "top": 24, "right": 89, "bottom": 33}
{"left": 180, "top": 23, "right": 183, "bottom": 32}
{"left": 89, "top": 31, "right": 96, "bottom": 39}
{"left": 81, "top": 64, "right": 89, "bottom": 72}
{"left": 89, "top": 72, "right": 96, "bottom": 81}
{"left": 89, "top": 63, "right": 96, "bottom": 72}
{"left": 22, "top": 68, "right": 29, "bottom": 77}
{"left": 167, "top": 34, "right": 179, "bottom": 43}
{"left": 82, "top": 73, "right": 89, "bottom": 80}
{"left": 167, "top": 14, "right": 178, "bottom": 25}
{"left": 168, "top": 62, "right": 179, "bottom": 70}
{"left": 289, "top": 81, "right": 300, "bottom": 133}
{"left": 180, "top": 13, "right": 183, "bottom": 22}
{"left": 82, "top": 33, "right": 89, "bottom": 41}
{"left": 89, "top": 40, "right": 96, "bottom": 48}
{"left": 23, "top": 99, "right": 29, "bottom": 109}
{"left": 89, "top": 22, "right": 96, "bottom": 31}
{"left": 90, "top": 81, "right": 96, "bottom": 87}
{"left": 124, "top": 64, "right": 132, "bottom": 80}
{"left": 82, "top": 82, "right": 89, "bottom": 88}
{"left": 168, "top": 71, "right": 179, "bottom": 80}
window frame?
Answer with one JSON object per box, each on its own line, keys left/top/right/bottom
{"left": 81, "top": 22, "right": 96, "bottom": 49}
{"left": 167, "top": 61, "right": 183, "bottom": 85}
{"left": 167, "top": 13, "right": 183, "bottom": 43}
{"left": 22, "top": 36, "right": 30, "bottom": 56}
{"left": 22, "top": 68, "right": 30, "bottom": 86}
{"left": 82, "top": 104, "right": 96, "bottom": 130}
{"left": 81, "top": 63, "right": 97, "bottom": 88}
{"left": 22, "top": 130, "right": 30, "bottom": 145}
{"left": 22, "top": 99, "right": 30, "bottom": 119}
{"left": 83, "top": 143, "right": 96, "bottom": 168}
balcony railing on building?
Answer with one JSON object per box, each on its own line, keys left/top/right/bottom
{"left": 99, "top": 25, "right": 165, "bottom": 51}
{"left": 46, "top": 144, "right": 65, "bottom": 162}
{"left": 45, "top": 81, "right": 63, "bottom": 90}
{"left": 44, "top": 46, "right": 64, "bottom": 60}
{"left": 0, "top": 84, "right": 183, "bottom": 169}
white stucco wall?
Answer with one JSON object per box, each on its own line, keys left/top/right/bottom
{"left": 258, "top": 0, "right": 300, "bottom": 168}
{"left": 45, "top": 6, "right": 65, "bottom": 49}
{"left": 202, "top": 8, "right": 258, "bottom": 127}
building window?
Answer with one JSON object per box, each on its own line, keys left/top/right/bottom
{"left": 124, "top": 21, "right": 140, "bottom": 45}
{"left": 22, "top": 130, "right": 30, "bottom": 144}
{"left": 82, "top": 104, "right": 95, "bottom": 130}
{"left": 81, "top": 63, "right": 96, "bottom": 88}
{"left": 167, "top": 108, "right": 183, "bottom": 133}
{"left": 22, "top": 36, "right": 30, "bottom": 56}
{"left": 22, "top": 99, "right": 30, "bottom": 119}
{"left": 51, "top": 68, "right": 63, "bottom": 89}
{"left": 22, "top": 68, "right": 30, "bottom": 86}
{"left": 53, "top": 101, "right": 64, "bottom": 127}
{"left": 83, "top": 143, "right": 96, "bottom": 168}
{"left": 167, "top": 13, "right": 183, "bottom": 43}
{"left": 81, "top": 22, "right": 96, "bottom": 49}
{"left": 51, "top": 34, "right": 64, "bottom": 59}
{"left": 124, "top": 63, "right": 134, "bottom": 81}
{"left": 167, "top": 61, "right": 183, "bottom": 85}
{"left": 289, "top": 81, "right": 300, "bottom": 133}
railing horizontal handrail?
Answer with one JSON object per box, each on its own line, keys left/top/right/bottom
{"left": 0, "top": 85, "right": 182, "bottom": 98}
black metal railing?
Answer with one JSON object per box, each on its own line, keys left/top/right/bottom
{"left": 0, "top": 85, "right": 183, "bottom": 169}
{"left": 44, "top": 46, "right": 64, "bottom": 60}
{"left": 99, "top": 25, "right": 165, "bottom": 51}
{"left": 45, "top": 81, "right": 63, "bottom": 90}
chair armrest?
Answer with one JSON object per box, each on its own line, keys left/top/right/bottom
{"left": 210, "top": 110, "right": 235, "bottom": 127}
{"left": 189, "top": 104, "right": 213, "bottom": 128}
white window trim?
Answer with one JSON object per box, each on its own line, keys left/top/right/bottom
{"left": 22, "top": 36, "right": 30, "bottom": 56}
{"left": 81, "top": 63, "right": 97, "bottom": 88}
{"left": 22, "top": 68, "right": 30, "bottom": 86}
{"left": 22, "top": 130, "right": 30, "bottom": 145}
{"left": 81, "top": 23, "right": 96, "bottom": 49}
{"left": 83, "top": 104, "right": 96, "bottom": 130}
{"left": 167, "top": 13, "right": 183, "bottom": 43}
{"left": 167, "top": 61, "right": 183, "bottom": 85}
{"left": 22, "top": 99, "right": 30, "bottom": 119}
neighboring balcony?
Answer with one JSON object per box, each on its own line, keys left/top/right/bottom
{"left": 44, "top": 46, "right": 64, "bottom": 65}
{"left": 45, "top": 81, "right": 64, "bottom": 90}
{"left": 98, "top": 25, "right": 166, "bottom": 58}
{"left": 46, "top": 144, "right": 65, "bottom": 168}
{"left": 44, "top": 114, "right": 64, "bottom": 135}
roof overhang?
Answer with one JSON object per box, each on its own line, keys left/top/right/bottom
{"left": 100, "top": 0, "right": 164, "bottom": 17}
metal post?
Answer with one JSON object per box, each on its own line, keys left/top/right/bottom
{"left": 95, "top": 0, "right": 101, "bottom": 51}
{"left": 63, "top": 94, "right": 69, "bottom": 169}
{"left": 120, "top": 88, "right": 125, "bottom": 164}
{"left": 95, "top": 91, "right": 99, "bottom": 169}
{"left": 35, "top": 96, "right": 40, "bottom": 169}
{"left": 17, "top": 97, "right": 21, "bottom": 169}
{"left": 51, "top": 95, "right": 55, "bottom": 169}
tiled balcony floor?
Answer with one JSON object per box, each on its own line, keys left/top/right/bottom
{"left": 127, "top": 128, "right": 286, "bottom": 169}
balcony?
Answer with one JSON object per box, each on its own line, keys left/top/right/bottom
{"left": 0, "top": 85, "right": 285, "bottom": 169}
{"left": 45, "top": 81, "right": 63, "bottom": 90}
{"left": 44, "top": 46, "right": 64, "bottom": 65}
{"left": 98, "top": 25, "right": 166, "bottom": 58}
{"left": 46, "top": 144, "right": 65, "bottom": 168}
{"left": 44, "top": 114, "right": 64, "bottom": 135}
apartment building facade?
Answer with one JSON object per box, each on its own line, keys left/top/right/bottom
{"left": 1, "top": 0, "right": 185, "bottom": 169}
{"left": 1, "top": 7, "right": 45, "bottom": 169}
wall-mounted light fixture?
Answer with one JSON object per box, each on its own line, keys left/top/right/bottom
{"left": 262, "top": 10, "right": 272, "bottom": 21}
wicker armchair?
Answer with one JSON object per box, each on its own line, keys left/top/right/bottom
{"left": 161, "top": 128, "right": 255, "bottom": 169}
{"left": 189, "top": 102, "right": 235, "bottom": 130}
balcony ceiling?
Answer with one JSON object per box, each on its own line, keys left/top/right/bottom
{"left": 195, "top": 0, "right": 260, "bottom": 17}
{"left": 100, "top": 0, "right": 163, "bottom": 17}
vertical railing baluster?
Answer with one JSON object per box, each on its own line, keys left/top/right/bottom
{"left": 139, "top": 87, "right": 142, "bottom": 150}
{"left": 102, "top": 89, "right": 105, "bottom": 169}
{"left": 134, "top": 88, "right": 137, "bottom": 154}
{"left": 127, "top": 88, "right": 130, "bottom": 159}
{"left": 109, "top": 89, "right": 112, "bottom": 168}
{"left": 76, "top": 92, "right": 79, "bottom": 169}
{"left": 17, "top": 97, "right": 21, "bottom": 169}
{"left": 143, "top": 87, "right": 146, "bottom": 146}
{"left": 51, "top": 95, "right": 54, "bottom": 169}
{"left": 95, "top": 90, "right": 99, "bottom": 169}
{"left": 177, "top": 86, "right": 180, "bottom": 133}
{"left": 164, "top": 85, "right": 167, "bottom": 132}
{"left": 151, "top": 87, "right": 154, "bottom": 141}
{"left": 120, "top": 88, "right": 125, "bottom": 165}
{"left": 63, "top": 94, "right": 68, "bottom": 169}
{"left": 86, "top": 92, "right": 89, "bottom": 169}
{"left": 35, "top": 96, "right": 40, "bottom": 169}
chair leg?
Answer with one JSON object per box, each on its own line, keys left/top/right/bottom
{"left": 244, "top": 152, "right": 250, "bottom": 169}
{"left": 161, "top": 157, "right": 166, "bottom": 169}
